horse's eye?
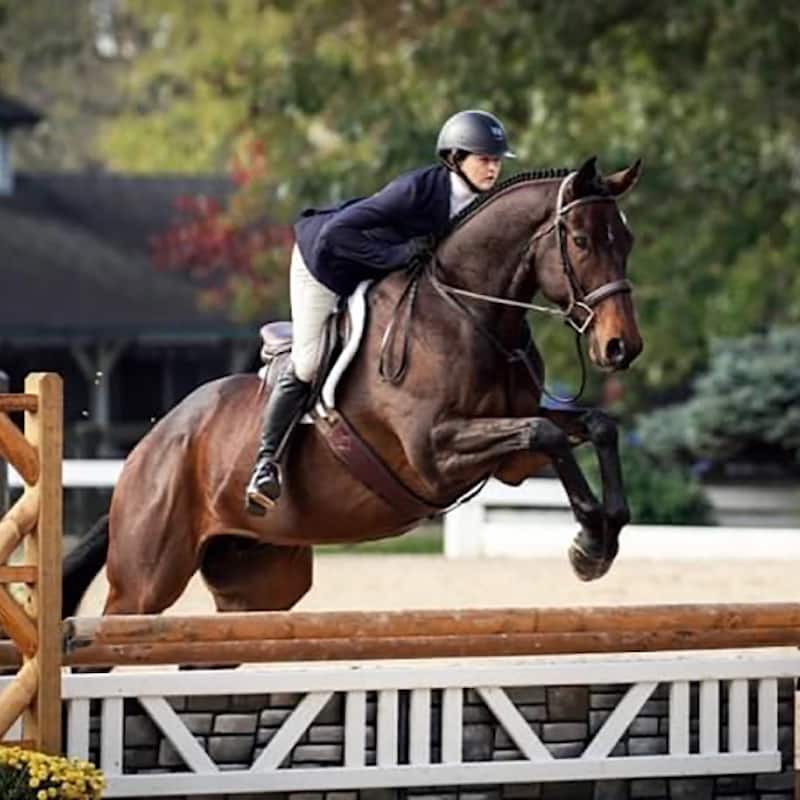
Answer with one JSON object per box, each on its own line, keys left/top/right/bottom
{"left": 573, "top": 235, "right": 589, "bottom": 249}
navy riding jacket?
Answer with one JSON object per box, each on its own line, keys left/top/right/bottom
{"left": 293, "top": 164, "right": 452, "bottom": 296}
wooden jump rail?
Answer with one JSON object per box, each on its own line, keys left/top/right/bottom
{"left": 0, "top": 601, "right": 794, "bottom": 670}
{"left": 0, "top": 394, "right": 39, "bottom": 414}
{"left": 0, "top": 374, "right": 62, "bottom": 754}
{"left": 45, "top": 602, "right": 800, "bottom": 668}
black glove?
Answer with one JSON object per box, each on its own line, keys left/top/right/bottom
{"left": 406, "top": 234, "right": 436, "bottom": 268}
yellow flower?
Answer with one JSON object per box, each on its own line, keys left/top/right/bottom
{"left": 0, "top": 744, "right": 105, "bottom": 799}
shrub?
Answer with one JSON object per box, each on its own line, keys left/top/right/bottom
{"left": 0, "top": 747, "right": 104, "bottom": 800}
{"left": 637, "top": 328, "right": 800, "bottom": 474}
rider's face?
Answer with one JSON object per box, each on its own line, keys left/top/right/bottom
{"left": 460, "top": 153, "right": 502, "bottom": 191}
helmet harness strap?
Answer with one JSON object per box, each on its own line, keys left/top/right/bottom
{"left": 441, "top": 150, "right": 483, "bottom": 194}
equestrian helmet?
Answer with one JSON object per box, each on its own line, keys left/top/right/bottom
{"left": 436, "top": 110, "right": 516, "bottom": 160}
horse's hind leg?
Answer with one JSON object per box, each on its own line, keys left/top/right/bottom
{"left": 200, "top": 536, "right": 312, "bottom": 612}
{"left": 103, "top": 456, "right": 199, "bottom": 615}
{"left": 104, "top": 516, "right": 198, "bottom": 616}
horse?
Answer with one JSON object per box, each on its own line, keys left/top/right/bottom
{"left": 63, "top": 156, "right": 643, "bottom": 619}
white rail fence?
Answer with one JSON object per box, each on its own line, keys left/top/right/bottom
{"left": 9, "top": 466, "right": 800, "bottom": 559}
{"left": 444, "top": 479, "right": 800, "bottom": 560}
{"left": 2, "top": 651, "right": 796, "bottom": 797}
{"left": 7, "top": 459, "right": 122, "bottom": 488}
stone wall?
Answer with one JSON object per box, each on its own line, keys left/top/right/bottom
{"left": 88, "top": 680, "right": 796, "bottom": 800}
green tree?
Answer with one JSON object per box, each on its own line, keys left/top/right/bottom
{"left": 97, "top": 0, "right": 800, "bottom": 407}
{"left": 0, "top": 0, "right": 134, "bottom": 169}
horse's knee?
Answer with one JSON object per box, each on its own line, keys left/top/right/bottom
{"left": 529, "top": 418, "right": 569, "bottom": 453}
{"left": 103, "top": 582, "right": 166, "bottom": 616}
{"left": 202, "top": 538, "right": 312, "bottom": 612}
{"left": 582, "top": 410, "right": 618, "bottom": 447}
{"left": 278, "top": 567, "right": 312, "bottom": 609}
{"left": 272, "top": 546, "right": 313, "bottom": 608}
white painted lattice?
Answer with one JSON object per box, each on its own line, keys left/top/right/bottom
{"left": 3, "top": 650, "right": 796, "bottom": 797}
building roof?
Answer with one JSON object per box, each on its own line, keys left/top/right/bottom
{"left": 0, "top": 171, "right": 259, "bottom": 343}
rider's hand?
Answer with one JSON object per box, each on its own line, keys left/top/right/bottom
{"left": 406, "top": 235, "right": 435, "bottom": 268}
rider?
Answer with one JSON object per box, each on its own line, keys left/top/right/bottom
{"left": 245, "top": 109, "right": 516, "bottom": 514}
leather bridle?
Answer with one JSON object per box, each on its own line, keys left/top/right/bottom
{"left": 432, "top": 170, "right": 633, "bottom": 335}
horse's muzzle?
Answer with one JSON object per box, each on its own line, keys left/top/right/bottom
{"left": 604, "top": 335, "right": 642, "bottom": 370}
{"left": 606, "top": 338, "right": 627, "bottom": 369}
{"left": 590, "top": 331, "right": 642, "bottom": 371}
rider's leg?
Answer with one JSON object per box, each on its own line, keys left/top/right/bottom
{"left": 245, "top": 245, "right": 337, "bottom": 514}
{"left": 245, "top": 362, "right": 311, "bottom": 513}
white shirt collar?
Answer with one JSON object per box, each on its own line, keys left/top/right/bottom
{"left": 449, "top": 170, "right": 478, "bottom": 218}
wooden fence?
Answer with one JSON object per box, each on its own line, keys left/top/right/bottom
{"left": 0, "top": 373, "right": 62, "bottom": 753}
{"left": 39, "top": 602, "right": 800, "bottom": 668}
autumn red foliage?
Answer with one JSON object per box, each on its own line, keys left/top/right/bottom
{"left": 150, "top": 139, "right": 292, "bottom": 316}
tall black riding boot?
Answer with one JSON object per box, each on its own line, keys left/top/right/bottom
{"left": 245, "top": 364, "right": 310, "bottom": 515}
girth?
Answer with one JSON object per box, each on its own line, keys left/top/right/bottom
{"left": 315, "top": 410, "right": 448, "bottom": 521}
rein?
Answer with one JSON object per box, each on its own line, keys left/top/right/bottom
{"left": 378, "top": 261, "right": 423, "bottom": 384}
{"left": 429, "top": 263, "right": 588, "bottom": 404}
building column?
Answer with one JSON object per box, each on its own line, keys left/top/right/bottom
{"left": 70, "top": 341, "right": 127, "bottom": 457}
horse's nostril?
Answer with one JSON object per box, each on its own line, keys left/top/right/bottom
{"left": 606, "top": 338, "right": 626, "bottom": 366}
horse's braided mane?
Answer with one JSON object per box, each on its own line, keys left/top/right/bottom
{"left": 441, "top": 167, "right": 572, "bottom": 239}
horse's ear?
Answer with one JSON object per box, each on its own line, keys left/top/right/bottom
{"left": 606, "top": 158, "right": 643, "bottom": 197}
{"left": 572, "top": 156, "right": 598, "bottom": 196}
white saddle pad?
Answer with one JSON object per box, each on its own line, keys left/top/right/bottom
{"left": 258, "top": 280, "right": 372, "bottom": 422}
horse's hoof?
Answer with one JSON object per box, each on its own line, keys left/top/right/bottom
{"left": 568, "top": 542, "right": 612, "bottom": 582}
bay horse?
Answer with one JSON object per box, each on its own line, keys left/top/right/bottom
{"left": 63, "top": 156, "right": 643, "bottom": 618}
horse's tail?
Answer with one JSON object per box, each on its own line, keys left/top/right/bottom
{"left": 62, "top": 513, "right": 110, "bottom": 618}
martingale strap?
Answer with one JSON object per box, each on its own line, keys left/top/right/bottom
{"left": 315, "top": 410, "right": 448, "bottom": 520}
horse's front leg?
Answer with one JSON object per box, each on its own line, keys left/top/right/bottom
{"left": 431, "top": 416, "right": 608, "bottom": 581}
{"left": 538, "top": 408, "right": 630, "bottom": 573}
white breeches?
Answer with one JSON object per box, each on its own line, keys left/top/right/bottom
{"left": 289, "top": 244, "right": 338, "bottom": 382}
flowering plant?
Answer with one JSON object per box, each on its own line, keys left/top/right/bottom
{"left": 0, "top": 746, "right": 104, "bottom": 799}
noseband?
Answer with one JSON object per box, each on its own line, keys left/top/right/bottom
{"left": 432, "top": 171, "right": 633, "bottom": 334}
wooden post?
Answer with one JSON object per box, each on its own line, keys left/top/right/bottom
{"left": 795, "top": 684, "right": 800, "bottom": 800}
{"left": 0, "top": 374, "right": 63, "bottom": 753}
{"left": 0, "top": 370, "right": 7, "bottom": 517}
{"left": 22, "top": 373, "right": 62, "bottom": 754}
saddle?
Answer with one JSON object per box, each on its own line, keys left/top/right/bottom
{"left": 259, "top": 319, "right": 339, "bottom": 412}
{"left": 258, "top": 281, "right": 367, "bottom": 415}
{"left": 257, "top": 281, "right": 446, "bottom": 520}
